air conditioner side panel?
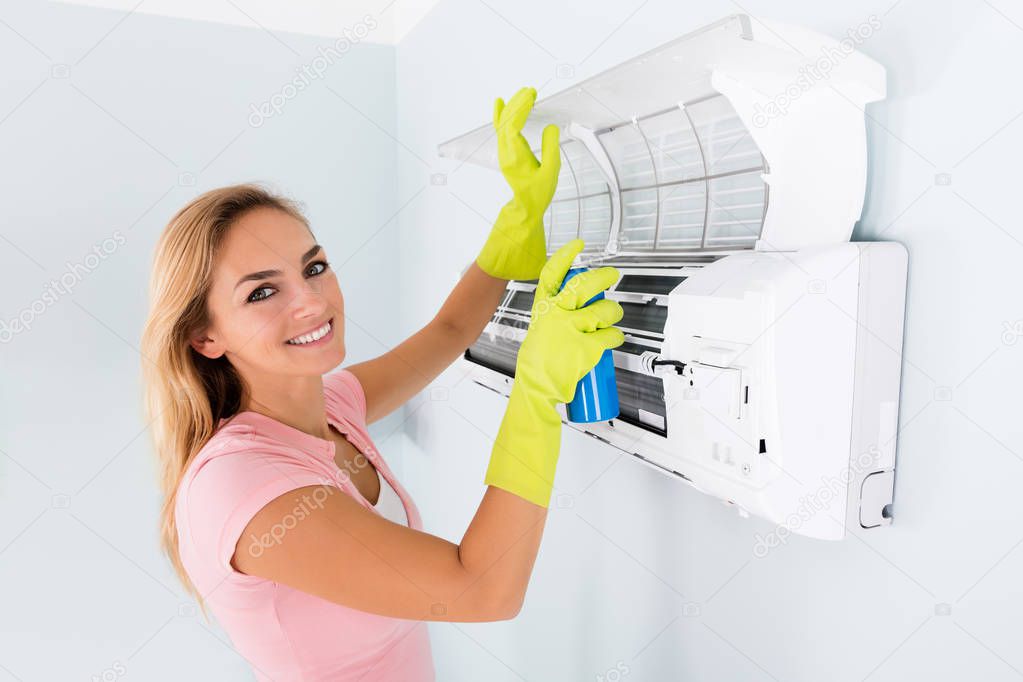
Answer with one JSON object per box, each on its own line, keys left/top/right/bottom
{"left": 846, "top": 242, "right": 909, "bottom": 531}
{"left": 659, "top": 246, "right": 861, "bottom": 539}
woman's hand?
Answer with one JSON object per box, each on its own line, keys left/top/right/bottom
{"left": 475, "top": 86, "right": 561, "bottom": 281}
{"left": 483, "top": 239, "right": 624, "bottom": 508}
{"left": 494, "top": 87, "right": 561, "bottom": 221}
{"left": 515, "top": 238, "right": 624, "bottom": 405}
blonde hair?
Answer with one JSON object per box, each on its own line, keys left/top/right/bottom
{"left": 141, "top": 183, "right": 310, "bottom": 617}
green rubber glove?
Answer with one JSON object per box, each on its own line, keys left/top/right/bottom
{"left": 484, "top": 239, "right": 625, "bottom": 507}
{"left": 475, "top": 86, "right": 562, "bottom": 281}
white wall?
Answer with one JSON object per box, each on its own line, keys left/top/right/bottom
{"left": 0, "top": 1, "right": 400, "bottom": 679}
{"left": 3, "top": 0, "right": 1022, "bottom": 680}
{"left": 395, "top": 1, "right": 1023, "bottom": 680}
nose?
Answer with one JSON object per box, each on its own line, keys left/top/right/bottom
{"left": 290, "top": 277, "right": 328, "bottom": 320}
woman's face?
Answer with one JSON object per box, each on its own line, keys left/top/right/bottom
{"left": 194, "top": 206, "right": 345, "bottom": 379}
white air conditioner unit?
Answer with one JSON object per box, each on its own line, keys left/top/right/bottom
{"left": 437, "top": 14, "right": 907, "bottom": 541}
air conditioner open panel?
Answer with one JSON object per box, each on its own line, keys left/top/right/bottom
{"left": 439, "top": 15, "right": 906, "bottom": 541}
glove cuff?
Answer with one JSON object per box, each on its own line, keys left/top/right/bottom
{"left": 483, "top": 379, "right": 563, "bottom": 508}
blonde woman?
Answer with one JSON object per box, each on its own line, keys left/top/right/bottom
{"left": 141, "top": 87, "right": 624, "bottom": 681}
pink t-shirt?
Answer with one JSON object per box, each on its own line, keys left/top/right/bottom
{"left": 175, "top": 369, "right": 435, "bottom": 681}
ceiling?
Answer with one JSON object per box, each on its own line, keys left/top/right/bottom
{"left": 54, "top": 0, "right": 441, "bottom": 44}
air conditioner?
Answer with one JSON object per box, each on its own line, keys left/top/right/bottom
{"left": 437, "top": 14, "right": 908, "bottom": 541}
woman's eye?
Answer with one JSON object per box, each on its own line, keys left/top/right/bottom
{"left": 247, "top": 286, "right": 274, "bottom": 303}
{"left": 307, "top": 260, "right": 330, "bottom": 277}
{"left": 246, "top": 261, "right": 329, "bottom": 304}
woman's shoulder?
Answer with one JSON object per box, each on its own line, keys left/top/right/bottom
{"left": 180, "top": 418, "right": 257, "bottom": 482}
{"left": 178, "top": 414, "right": 325, "bottom": 496}
{"left": 323, "top": 368, "right": 367, "bottom": 424}
{"left": 174, "top": 418, "right": 333, "bottom": 582}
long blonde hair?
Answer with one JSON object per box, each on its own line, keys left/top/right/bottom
{"left": 141, "top": 183, "right": 310, "bottom": 615}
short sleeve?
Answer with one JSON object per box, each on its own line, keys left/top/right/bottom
{"left": 184, "top": 449, "right": 333, "bottom": 578}
{"left": 323, "top": 369, "right": 367, "bottom": 424}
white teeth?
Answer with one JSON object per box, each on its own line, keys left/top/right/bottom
{"left": 286, "top": 320, "right": 331, "bottom": 345}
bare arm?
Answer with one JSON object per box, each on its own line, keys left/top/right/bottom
{"left": 233, "top": 482, "right": 548, "bottom": 621}
{"left": 346, "top": 261, "right": 509, "bottom": 425}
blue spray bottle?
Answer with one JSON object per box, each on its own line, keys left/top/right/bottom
{"left": 557, "top": 267, "right": 620, "bottom": 423}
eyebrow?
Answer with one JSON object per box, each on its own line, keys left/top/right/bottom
{"left": 234, "top": 244, "right": 323, "bottom": 291}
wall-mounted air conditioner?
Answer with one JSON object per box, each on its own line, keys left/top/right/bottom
{"left": 437, "top": 15, "right": 908, "bottom": 541}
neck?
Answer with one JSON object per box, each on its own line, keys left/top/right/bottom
{"left": 241, "top": 374, "right": 332, "bottom": 440}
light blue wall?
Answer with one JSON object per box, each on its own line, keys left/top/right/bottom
{"left": 395, "top": 1, "right": 1023, "bottom": 681}
{"left": 0, "top": 1, "right": 400, "bottom": 679}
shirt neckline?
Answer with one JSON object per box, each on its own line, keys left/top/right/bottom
{"left": 225, "top": 407, "right": 354, "bottom": 457}
{"left": 216, "top": 394, "right": 407, "bottom": 517}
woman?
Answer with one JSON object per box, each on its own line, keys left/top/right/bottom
{"left": 141, "top": 86, "right": 624, "bottom": 681}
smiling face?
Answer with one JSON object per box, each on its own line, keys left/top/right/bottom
{"left": 192, "top": 206, "right": 345, "bottom": 381}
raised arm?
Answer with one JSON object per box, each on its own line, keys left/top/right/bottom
{"left": 346, "top": 261, "right": 509, "bottom": 425}
{"left": 347, "top": 86, "right": 562, "bottom": 425}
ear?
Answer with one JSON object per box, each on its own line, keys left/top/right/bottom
{"left": 189, "top": 328, "right": 225, "bottom": 359}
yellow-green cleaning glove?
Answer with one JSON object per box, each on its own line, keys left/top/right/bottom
{"left": 475, "top": 86, "right": 561, "bottom": 281}
{"left": 484, "top": 239, "right": 625, "bottom": 507}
